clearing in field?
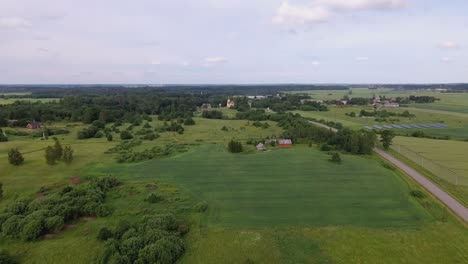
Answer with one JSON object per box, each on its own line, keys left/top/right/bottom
{"left": 89, "top": 145, "right": 430, "bottom": 227}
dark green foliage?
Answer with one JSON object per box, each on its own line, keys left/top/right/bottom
{"left": 380, "top": 130, "right": 395, "bottom": 150}
{"left": 410, "top": 190, "right": 427, "bottom": 199}
{"left": 328, "top": 129, "right": 376, "bottom": 155}
{"left": 0, "top": 249, "right": 16, "bottom": 264}
{"left": 359, "top": 109, "right": 415, "bottom": 118}
{"left": 8, "top": 148, "right": 24, "bottom": 166}
{"left": 252, "top": 121, "right": 270, "bottom": 129}
{"left": 92, "top": 120, "right": 106, "bottom": 129}
{"left": 77, "top": 125, "right": 100, "bottom": 139}
{"left": 146, "top": 193, "right": 163, "bottom": 203}
{"left": 320, "top": 144, "right": 333, "bottom": 151}
{"left": 63, "top": 146, "right": 74, "bottom": 164}
{"left": 382, "top": 162, "right": 396, "bottom": 171}
{"left": 106, "top": 133, "right": 113, "bottom": 141}
{"left": 236, "top": 109, "right": 268, "bottom": 121}
{"left": 202, "top": 110, "right": 224, "bottom": 119}
{"left": 183, "top": 117, "right": 195, "bottom": 125}
{"left": 97, "top": 227, "right": 113, "bottom": 241}
{"left": 143, "top": 122, "right": 152, "bottom": 129}
{"left": 120, "top": 130, "right": 134, "bottom": 140}
{"left": 408, "top": 95, "right": 437, "bottom": 103}
{"left": 227, "top": 140, "right": 243, "bottom": 153}
{"left": 0, "top": 182, "right": 3, "bottom": 199}
{"left": 53, "top": 137, "right": 63, "bottom": 160}
{"left": 330, "top": 152, "right": 342, "bottom": 163}
{"left": 45, "top": 146, "right": 57, "bottom": 165}
{"left": 99, "top": 214, "right": 185, "bottom": 264}
{"left": 94, "top": 131, "right": 104, "bottom": 138}
{"left": 0, "top": 176, "right": 119, "bottom": 241}
{"left": 221, "top": 126, "right": 228, "bottom": 131}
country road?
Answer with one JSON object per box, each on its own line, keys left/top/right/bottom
{"left": 374, "top": 148, "right": 468, "bottom": 222}
{"left": 308, "top": 120, "right": 468, "bottom": 222}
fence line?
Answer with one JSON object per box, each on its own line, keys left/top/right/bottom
{"left": 391, "top": 144, "right": 467, "bottom": 186}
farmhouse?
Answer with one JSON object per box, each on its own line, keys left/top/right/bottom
{"left": 27, "top": 121, "right": 41, "bottom": 130}
{"left": 256, "top": 143, "right": 266, "bottom": 151}
{"left": 279, "top": 139, "right": 292, "bottom": 147}
{"left": 201, "top": 103, "right": 212, "bottom": 110}
{"left": 226, "top": 98, "right": 235, "bottom": 108}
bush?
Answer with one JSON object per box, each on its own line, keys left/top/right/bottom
{"left": 8, "top": 148, "right": 24, "bottom": 166}
{"left": 0, "top": 250, "right": 16, "bottom": 264}
{"left": 410, "top": 190, "right": 426, "bottom": 199}
{"left": 45, "top": 216, "right": 64, "bottom": 233}
{"left": 183, "top": 117, "right": 195, "bottom": 125}
{"left": 0, "top": 182, "right": 3, "bottom": 199}
{"left": 63, "top": 146, "right": 74, "bottom": 164}
{"left": 146, "top": 193, "right": 164, "bottom": 203}
{"left": 194, "top": 201, "right": 208, "bottom": 212}
{"left": 20, "top": 218, "right": 44, "bottom": 241}
{"left": 320, "top": 144, "right": 333, "bottom": 151}
{"left": 330, "top": 152, "right": 342, "bottom": 163}
{"left": 1, "top": 215, "right": 23, "bottom": 238}
{"left": 202, "top": 110, "right": 224, "bottom": 119}
{"left": 0, "top": 129, "right": 8, "bottom": 142}
{"left": 45, "top": 146, "right": 57, "bottom": 165}
{"left": 97, "top": 227, "right": 114, "bottom": 241}
{"left": 120, "top": 131, "right": 134, "bottom": 140}
{"left": 221, "top": 126, "right": 228, "bottom": 131}
{"left": 227, "top": 140, "right": 243, "bottom": 153}
{"left": 106, "top": 133, "right": 113, "bottom": 141}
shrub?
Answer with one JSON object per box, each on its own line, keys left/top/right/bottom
{"left": 194, "top": 201, "right": 208, "bottom": 212}
{"left": 45, "top": 216, "right": 64, "bottom": 233}
{"left": 1, "top": 215, "right": 23, "bottom": 238}
{"left": 183, "top": 117, "right": 195, "bottom": 125}
{"left": 146, "top": 193, "right": 163, "bottom": 203}
{"left": 45, "top": 146, "right": 57, "bottom": 165}
{"left": 120, "top": 131, "right": 134, "bottom": 140}
{"left": 330, "top": 152, "right": 342, "bottom": 163}
{"left": 94, "top": 131, "right": 104, "bottom": 138}
{"left": 227, "top": 140, "right": 243, "bottom": 153}
{"left": 0, "top": 250, "right": 16, "bottom": 264}
{"left": 97, "top": 227, "right": 114, "bottom": 241}
{"left": 202, "top": 110, "right": 224, "bottom": 119}
{"left": 8, "top": 148, "right": 24, "bottom": 166}
{"left": 63, "top": 146, "right": 74, "bottom": 164}
{"left": 0, "top": 129, "right": 8, "bottom": 142}
{"left": 106, "top": 133, "right": 113, "bottom": 141}
{"left": 410, "top": 190, "right": 426, "bottom": 199}
{"left": 20, "top": 218, "right": 44, "bottom": 241}
{"left": 0, "top": 182, "right": 3, "bottom": 199}
{"left": 221, "top": 126, "right": 228, "bottom": 131}
{"left": 143, "top": 122, "right": 152, "bottom": 129}
{"left": 320, "top": 144, "right": 333, "bottom": 152}
{"left": 53, "top": 138, "right": 63, "bottom": 159}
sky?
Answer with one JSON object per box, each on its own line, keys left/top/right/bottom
{"left": 1, "top": 0, "right": 468, "bottom": 84}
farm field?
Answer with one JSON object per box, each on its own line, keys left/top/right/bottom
{"left": 293, "top": 105, "right": 468, "bottom": 140}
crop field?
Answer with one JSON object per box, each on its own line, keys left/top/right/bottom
{"left": 293, "top": 104, "right": 468, "bottom": 140}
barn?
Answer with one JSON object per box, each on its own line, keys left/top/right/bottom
{"left": 278, "top": 139, "right": 292, "bottom": 147}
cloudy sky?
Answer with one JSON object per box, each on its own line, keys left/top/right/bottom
{"left": 1, "top": 0, "right": 467, "bottom": 84}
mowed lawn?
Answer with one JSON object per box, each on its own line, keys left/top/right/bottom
{"left": 89, "top": 145, "right": 431, "bottom": 228}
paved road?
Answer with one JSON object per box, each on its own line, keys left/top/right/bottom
{"left": 374, "top": 148, "right": 468, "bottom": 222}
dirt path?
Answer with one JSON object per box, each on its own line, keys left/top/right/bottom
{"left": 374, "top": 148, "right": 468, "bottom": 222}
{"left": 308, "top": 121, "right": 338, "bottom": 132}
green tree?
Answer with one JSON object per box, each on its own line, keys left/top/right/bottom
{"left": 53, "top": 137, "right": 63, "bottom": 160}
{"left": 330, "top": 152, "right": 342, "bottom": 163}
{"left": 380, "top": 130, "right": 395, "bottom": 150}
{"left": 0, "top": 182, "right": 3, "bottom": 199}
{"left": 8, "top": 148, "right": 24, "bottom": 166}
{"left": 63, "top": 146, "right": 74, "bottom": 164}
{"left": 106, "top": 133, "right": 113, "bottom": 141}
{"left": 227, "top": 140, "right": 243, "bottom": 153}
{"left": 183, "top": 117, "right": 195, "bottom": 125}
{"left": 45, "top": 146, "right": 57, "bottom": 165}
{"left": 120, "top": 131, "right": 133, "bottom": 140}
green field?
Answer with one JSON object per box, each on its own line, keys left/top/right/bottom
{"left": 87, "top": 145, "right": 430, "bottom": 228}
{"left": 1, "top": 114, "right": 468, "bottom": 263}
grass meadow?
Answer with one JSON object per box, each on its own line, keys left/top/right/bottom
{"left": 0, "top": 115, "right": 467, "bottom": 263}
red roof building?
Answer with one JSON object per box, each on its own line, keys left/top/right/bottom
{"left": 278, "top": 139, "right": 292, "bottom": 147}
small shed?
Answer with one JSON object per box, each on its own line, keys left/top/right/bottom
{"left": 27, "top": 121, "right": 41, "bottom": 130}
{"left": 278, "top": 139, "right": 292, "bottom": 147}
{"left": 256, "top": 143, "right": 266, "bottom": 151}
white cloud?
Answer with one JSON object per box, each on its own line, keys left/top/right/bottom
{"left": 181, "top": 61, "right": 190, "bottom": 66}
{"left": 315, "top": 0, "right": 408, "bottom": 10}
{"left": 273, "top": 2, "right": 331, "bottom": 26}
{"left": 204, "top": 56, "right": 227, "bottom": 64}
{"left": 150, "top": 60, "right": 161, "bottom": 65}
{"left": 273, "top": 0, "right": 407, "bottom": 28}
{"left": 439, "top": 41, "right": 460, "bottom": 50}
{"left": 441, "top": 57, "right": 451, "bottom": 63}
{"left": 311, "top": 60, "right": 321, "bottom": 66}
{"left": 0, "top": 17, "right": 31, "bottom": 29}
{"left": 355, "top": 56, "right": 369, "bottom": 61}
